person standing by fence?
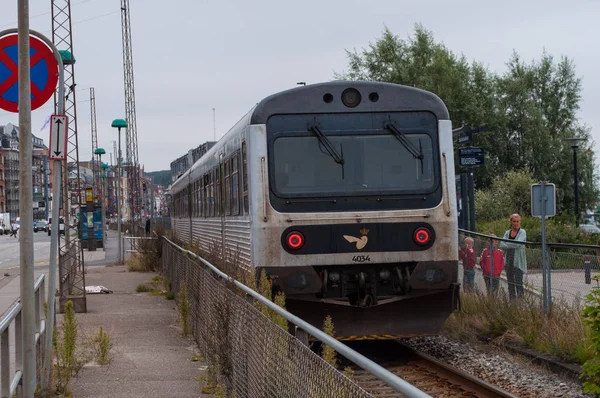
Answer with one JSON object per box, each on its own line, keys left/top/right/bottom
{"left": 480, "top": 234, "right": 505, "bottom": 294}
{"left": 459, "top": 237, "right": 476, "bottom": 292}
{"left": 500, "top": 213, "right": 527, "bottom": 299}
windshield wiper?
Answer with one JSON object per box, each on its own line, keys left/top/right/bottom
{"left": 383, "top": 122, "right": 424, "bottom": 173}
{"left": 308, "top": 123, "right": 344, "bottom": 165}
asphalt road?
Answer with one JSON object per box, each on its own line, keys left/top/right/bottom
{"left": 0, "top": 230, "right": 53, "bottom": 288}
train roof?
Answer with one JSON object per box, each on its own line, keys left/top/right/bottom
{"left": 250, "top": 80, "right": 449, "bottom": 124}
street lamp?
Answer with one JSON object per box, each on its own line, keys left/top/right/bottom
{"left": 94, "top": 148, "right": 106, "bottom": 244}
{"left": 111, "top": 119, "right": 127, "bottom": 264}
{"left": 564, "top": 137, "right": 586, "bottom": 227}
{"left": 101, "top": 163, "right": 109, "bottom": 242}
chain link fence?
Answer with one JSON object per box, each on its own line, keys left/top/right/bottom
{"left": 161, "top": 239, "right": 375, "bottom": 398}
{"left": 458, "top": 229, "right": 600, "bottom": 306}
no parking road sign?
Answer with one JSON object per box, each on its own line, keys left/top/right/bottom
{"left": 0, "top": 34, "right": 59, "bottom": 113}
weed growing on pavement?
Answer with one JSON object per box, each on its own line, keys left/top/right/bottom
{"left": 321, "top": 315, "right": 337, "bottom": 369}
{"left": 91, "top": 326, "right": 113, "bottom": 365}
{"left": 178, "top": 283, "right": 191, "bottom": 337}
{"left": 53, "top": 301, "right": 79, "bottom": 395}
{"left": 135, "top": 283, "right": 154, "bottom": 293}
{"left": 443, "top": 290, "right": 593, "bottom": 365}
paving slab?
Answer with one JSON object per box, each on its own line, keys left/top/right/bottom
{"left": 68, "top": 265, "right": 206, "bottom": 398}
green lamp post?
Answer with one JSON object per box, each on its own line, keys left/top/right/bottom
{"left": 111, "top": 119, "right": 127, "bottom": 264}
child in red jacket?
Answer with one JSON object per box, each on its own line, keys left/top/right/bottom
{"left": 458, "top": 237, "right": 476, "bottom": 292}
{"left": 479, "top": 234, "right": 505, "bottom": 294}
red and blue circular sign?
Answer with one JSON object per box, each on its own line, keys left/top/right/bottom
{"left": 0, "top": 34, "right": 59, "bottom": 113}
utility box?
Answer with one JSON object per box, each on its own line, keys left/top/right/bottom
{"left": 81, "top": 204, "right": 103, "bottom": 249}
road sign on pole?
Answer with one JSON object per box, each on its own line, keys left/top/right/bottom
{"left": 531, "top": 183, "right": 556, "bottom": 218}
{"left": 49, "top": 115, "right": 68, "bottom": 160}
{"left": 0, "top": 33, "right": 59, "bottom": 112}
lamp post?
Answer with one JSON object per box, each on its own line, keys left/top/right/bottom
{"left": 564, "top": 137, "right": 586, "bottom": 227}
{"left": 94, "top": 148, "right": 106, "bottom": 245}
{"left": 101, "top": 163, "right": 109, "bottom": 242}
{"left": 111, "top": 119, "right": 127, "bottom": 264}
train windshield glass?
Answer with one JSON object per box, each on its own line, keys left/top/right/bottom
{"left": 273, "top": 132, "right": 436, "bottom": 197}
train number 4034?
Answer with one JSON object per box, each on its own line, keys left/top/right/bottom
{"left": 352, "top": 255, "right": 371, "bottom": 263}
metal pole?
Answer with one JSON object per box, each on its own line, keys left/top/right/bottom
{"left": 468, "top": 168, "right": 476, "bottom": 232}
{"left": 44, "top": 154, "right": 49, "bottom": 220}
{"left": 573, "top": 146, "right": 580, "bottom": 227}
{"left": 117, "top": 128, "right": 122, "bottom": 264}
{"left": 16, "top": 1, "right": 36, "bottom": 394}
{"left": 0, "top": 26, "right": 66, "bottom": 392}
{"left": 540, "top": 181, "right": 548, "bottom": 316}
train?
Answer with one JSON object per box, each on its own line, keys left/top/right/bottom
{"left": 169, "top": 81, "right": 460, "bottom": 338}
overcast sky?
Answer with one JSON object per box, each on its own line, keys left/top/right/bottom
{"left": 0, "top": 0, "right": 598, "bottom": 173}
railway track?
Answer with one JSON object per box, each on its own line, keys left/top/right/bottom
{"left": 343, "top": 340, "right": 519, "bottom": 398}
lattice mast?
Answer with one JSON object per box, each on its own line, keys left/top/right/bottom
{"left": 51, "top": 0, "right": 87, "bottom": 311}
{"left": 90, "top": 87, "right": 100, "bottom": 198}
{"left": 120, "top": 0, "right": 141, "bottom": 223}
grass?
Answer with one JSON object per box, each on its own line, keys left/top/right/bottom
{"left": 443, "top": 290, "right": 595, "bottom": 364}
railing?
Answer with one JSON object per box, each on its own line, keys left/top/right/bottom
{"left": 123, "top": 236, "right": 159, "bottom": 261}
{"left": 162, "top": 237, "right": 431, "bottom": 398}
{"left": 0, "top": 275, "right": 46, "bottom": 397}
{"left": 458, "top": 229, "right": 600, "bottom": 305}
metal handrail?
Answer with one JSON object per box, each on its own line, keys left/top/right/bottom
{"left": 0, "top": 274, "right": 46, "bottom": 398}
{"left": 459, "top": 228, "right": 600, "bottom": 250}
{"left": 163, "top": 237, "right": 432, "bottom": 398}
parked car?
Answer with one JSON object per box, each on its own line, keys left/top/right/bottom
{"left": 580, "top": 224, "right": 600, "bottom": 234}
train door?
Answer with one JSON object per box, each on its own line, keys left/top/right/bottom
{"left": 219, "top": 153, "right": 226, "bottom": 259}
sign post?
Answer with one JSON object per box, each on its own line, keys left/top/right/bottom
{"left": 1, "top": 26, "right": 65, "bottom": 392}
{"left": 531, "top": 182, "right": 556, "bottom": 315}
{"left": 458, "top": 147, "right": 485, "bottom": 232}
{"left": 49, "top": 115, "right": 68, "bottom": 160}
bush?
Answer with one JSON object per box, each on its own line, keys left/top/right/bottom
{"left": 581, "top": 276, "right": 600, "bottom": 395}
{"left": 475, "top": 169, "right": 536, "bottom": 222}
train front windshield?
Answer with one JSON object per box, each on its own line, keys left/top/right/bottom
{"left": 273, "top": 132, "right": 436, "bottom": 197}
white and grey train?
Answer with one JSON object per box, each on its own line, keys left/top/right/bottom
{"left": 170, "top": 81, "right": 459, "bottom": 338}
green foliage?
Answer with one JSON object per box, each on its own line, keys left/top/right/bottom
{"left": 321, "top": 315, "right": 337, "bottom": 369}
{"left": 136, "top": 284, "right": 154, "bottom": 293}
{"left": 53, "top": 301, "right": 79, "bottom": 394}
{"left": 581, "top": 276, "right": 600, "bottom": 396}
{"left": 91, "top": 326, "right": 112, "bottom": 365}
{"left": 475, "top": 169, "right": 536, "bottom": 222}
{"left": 178, "top": 283, "right": 191, "bottom": 337}
{"left": 444, "top": 292, "right": 591, "bottom": 365}
{"left": 338, "top": 25, "right": 599, "bottom": 213}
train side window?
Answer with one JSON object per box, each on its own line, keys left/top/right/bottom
{"left": 225, "top": 159, "right": 231, "bottom": 216}
{"left": 209, "top": 172, "right": 214, "bottom": 217}
{"left": 204, "top": 174, "right": 209, "bottom": 217}
{"left": 232, "top": 153, "right": 240, "bottom": 216}
{"left": 199, "top": 177, "right": 204, "bottom": 217}
{"left": 242, "top": 141, "right": 249, "bottom": 214}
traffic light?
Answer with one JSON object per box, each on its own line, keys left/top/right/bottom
{"left": 142, "top": 180, "right": 147, "bottom": 193}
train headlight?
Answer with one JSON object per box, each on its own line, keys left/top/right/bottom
{"left": 379, "top": 269, "right": 391, "bottom": 280}
{"left": 329, "top": 271, "right": 341, "bottom": 283}
{"left": 413, "top": 227, "right": 432, "bottom": 246}
{"left": 341, "top": 88, "right": 361, "bottom": 108}
{"left": 286, "top": 231, "right": 305, "bottom": 250}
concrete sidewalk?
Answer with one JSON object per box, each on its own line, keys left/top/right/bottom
{"left": 68, "top": 265, "right": 206, "bottom": 398}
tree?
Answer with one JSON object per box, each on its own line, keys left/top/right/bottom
{"left": 336, "top": 25, "right": 598, "bottom": 216}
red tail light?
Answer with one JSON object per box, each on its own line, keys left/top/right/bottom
{"left": 286, "top": 231, "right": 305, "bottom": 250}
{"left": 413, "top": 227, "right": 431, "bottom": 245}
